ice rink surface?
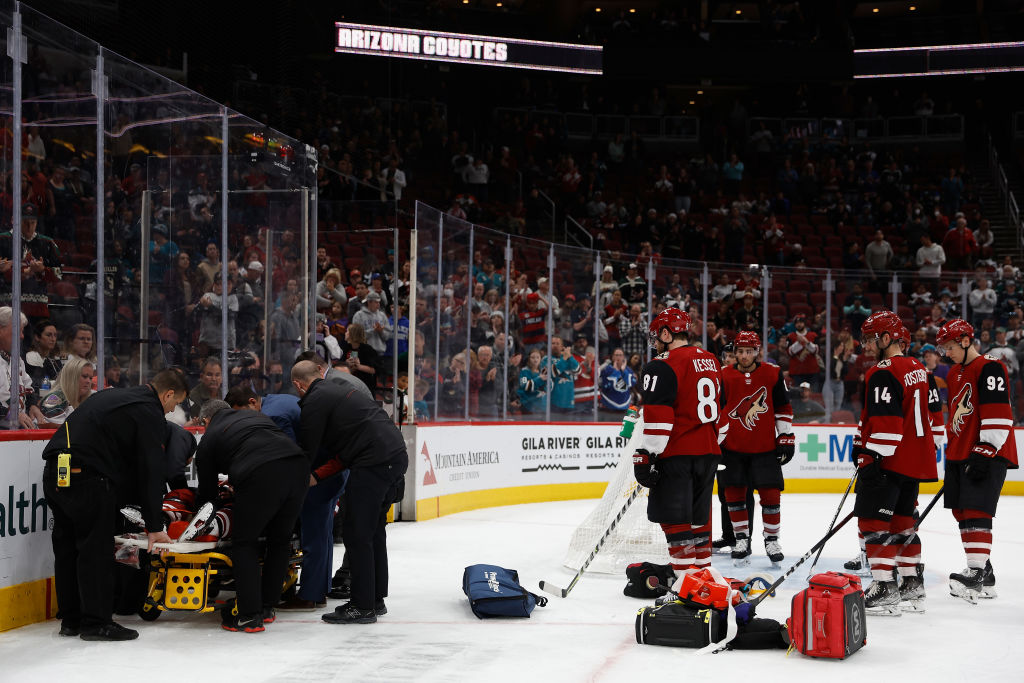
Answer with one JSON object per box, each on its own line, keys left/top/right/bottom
{"left": 2, "top": 494, "right": 1022, "bottom": 683}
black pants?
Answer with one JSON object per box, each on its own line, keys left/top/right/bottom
{"left": 344, "top": 454, "right": 407, "bottom": 610}
{"left": 45, "top": 467, "right": 118, "bottom": 629}
{"left": 231, "top": 456, "right": 308, "bottom": 618}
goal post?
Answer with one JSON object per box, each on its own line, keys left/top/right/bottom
{"left": 562, "top": 417, "right": 671, "bottom": 574}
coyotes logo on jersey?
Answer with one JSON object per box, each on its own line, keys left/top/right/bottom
{"left": 949, "top": 384, "right": 974, "bottom": 437}
{"left": 728, "top": 385, "right": 769, "bottom": 430}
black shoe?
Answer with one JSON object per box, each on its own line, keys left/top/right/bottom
{"left": 327, "top": 585, "right": 351, "bottom": 600}
{"left": 712, "top": 537, "right": 733, "bottom": 550}
{"left": 262, "top": 608, "right": 276, "bottom": 624}
{"left": 58, "top": 621, "right": 80, "bottom": 637}
{"left": 331, "top": 570, "right": 351, "bottom": 589}
{"left": 79, "top": 622, "right": 139, "bottom": 641}
{"left": 374, "top": 600, "right": 387, "bottom": 617}
{"left": 322, "top": 603, "right": 376, "bottom": 624}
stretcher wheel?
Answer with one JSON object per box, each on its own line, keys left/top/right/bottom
{"left": 139, "top": 601, "right": 162, "bottom": 621}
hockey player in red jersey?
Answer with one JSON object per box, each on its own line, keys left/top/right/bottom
{"left": 633, "top": 307, "right": 726, "bottom": 575}
{"left": 718, "top": 331, "right": 794, "bottom": 566}
{"left": 936, "top": 319, "right": 1019, "bottom": 602}
{"left": 854, "top": 311, "right": 938, "bottom": 615}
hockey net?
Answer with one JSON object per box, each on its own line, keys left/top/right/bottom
{"left": 562, "top": 417, "right": 671, "bottom": 574}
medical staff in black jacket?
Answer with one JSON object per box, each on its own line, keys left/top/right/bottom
{"left": 42, "top": 368, "right": 188, "bottom": 641}
{"left": 194, "top": 399, "right": 308, "bottom": 633}
{"left": 290, "top": 360, "right": 408, "bottom": 624}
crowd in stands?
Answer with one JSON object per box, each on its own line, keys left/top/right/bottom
{"left": 5, "top": 56, "right": 1024, "bottom": 428}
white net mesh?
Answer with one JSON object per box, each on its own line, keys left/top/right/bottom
{"left": 562, "top": 418, "right": 671, "bottom": 574}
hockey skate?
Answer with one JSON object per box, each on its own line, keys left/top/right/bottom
{"left": 120, "top": 505, "right": 145, "bottom": 529}
{"left": 731, "top": 534, "right": 752, "bottom": 567}
{"left": 844, "top": 550, "right": 872, "bottom": 577}
{"left": 711, "top": 537, "right": 733, "bottom": 555}
{"left": 979, "top": 560, "right": 997, "bottom": 599}
{"left": 764, "top": 536, "right": 784, "bottom": 566}
{"left": 177, "top": 502, "right": 215, "bottom": 542}
{"left": 898, "top": 565, "right": 926, "bottom": 613}
{"left": 949, "top": 567, "right": 984, "bottom": 604}
{"left": 864, "top": 580, "right": 901, "bottom": 616}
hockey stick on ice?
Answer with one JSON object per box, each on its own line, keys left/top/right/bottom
{"left": 539, "top": 485, "right": 642, "bottom": 598}
{"left": 749, "top": 510, "right": 856, "bottom": 607}
{"left": 806, "top": 468, "right": 858, "bottom": 579}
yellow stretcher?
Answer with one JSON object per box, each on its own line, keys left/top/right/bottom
{"left": 114, "top": 536, "right": 302, "bottom": 621}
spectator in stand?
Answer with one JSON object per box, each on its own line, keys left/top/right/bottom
{"left": 338, "top": 322, "right": 378, "bottom": 396}
{"left": 185, "top": 357, "right": 222, "bottom": 421}
{"left": 316, "top": 268, "right": 347, "bottom": 314}
{"left": 843, "top": 286, "right": 872, "bottom": 332}
{"left": 598, "top": 348, "right": 635, "bottom": 417}
{"left": 916, "top": 233, "right": 946, "bottom": 279}
{"left": 471, "top": 345, "right": 498, "bottom": 417}
{"left": 0, "top": 203, "right": 63, "bottom": 323}
{"left": 998, "top": 280, "right": 1021, "bottom": 324}
{"left": 607, "top": 133, "right": 625, "bottom": 166}
{"left": 762, "top": 215, "right": 785, "bottom": 265}
{"left": 270, "top": 291, "right": 302, "bottom": 365}
{"left": 195, "top": 241, "right": 221, "bottom": 292}
{"left": 908, "top": 282, "right": 933, "bottom": 308}
{"left": 734, "top": 292, "right": 761, "bottom": 331}
{"left": 974, "top": 219, "right": 995, "bottom": 258}
{"left": 619, "top": 263, "right": 647, "bottom": 309}
{"left": 535, "top": 277, "right": 560, "bottom": 321}
{"left": 148, "top": 223, "right": 178, "bottom": 286}
{"left": 907, "top": 327, "right": 929, "bottom": 358}
{"left": 617, "top": 304, "right": 647, "bottom": 359}
{"left": 942, "top": 217, "right": 977, "bottom": 271}
{"left": 516, "top": 349, "right": 548, "bottom": 414}
{"left": 25, "top": 319, "right": 63, "bottom": 394}
{"left": 347, "top": 280, "right": 370, "bottom": 319}
{"left": 923, "top": 303, "right": 948, "bottom": 337}
{"left": 842, "top": 241, "right": 864, "bottom": 271}
{"left": 791, "top": 381, "right": 826, "bottom": 423}
{"left": 721, "top": 153, "right": 744, "bottom": 194}
{"left": 711, "top": 299, "right": 735, "bottom": 332}
{"left": 36, "top": 356, "right": 96, "bottom": 427}
{"left": 463, "top": 157, "right": 490, "bottom": 201}
{"left": 196, "top": 272, "right": 238, "bottom": 357}
{"left": 830, "top": 324, "right": 858, "bottom": 412}
{"left": 381, "top": 158, "right": 407, "bottom": 203}
{"left": 0, "top": 307, "right": 46, "bottom": 428}
{"left": 63, "top": 323, "right": 97, "bottom": 365}
{"left": 968, "top": 276, "right": 997, "bottom": 329}
{"left": 705, "top": 321, "right": 726, "bottom": 357}
{"left": 352, "top": 292, "right": 392, "bottom": 356}
{"left": 438, "top": 351, "right": 471, "bottom": 417}
{"left": 603, "top": 289, "right": 627, "bottom": 348}
{"left": 940, "top": 167, "right": 964, "bottom": 216}
{"left": 543, "top": 337, "right": 580, "bottom": 414}
{"left": 517, "top": 292, "right": 547, "bottom": 352}
{"left": 475, "top": 258, "right": 503, "bottom": 293}
{"left": 864, "top": 229, "right": 894, "bottom": 291}
{"left": 316, "top": 247, "right": 336, "bottom": 282}
{"left": 787, "top": 314, "right": 821, "bottom": 390}
{"left": 711, "top": 272, "right": 735, "bottom": 302}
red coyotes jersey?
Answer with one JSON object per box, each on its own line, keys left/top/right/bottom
{"left": 945, "top": 354, "right": 1019, "bottom": 468}
{"left": 573, "top": 354, "right": 596, "bottom": 405}
{"left": 719, "top": 363, "right": 793, "bottom": 456}
{"left": 860, "top": 355, "right": 938, "bottom": 481}
{"left": 640, "top": 345, "right": 724, "bottom": 459}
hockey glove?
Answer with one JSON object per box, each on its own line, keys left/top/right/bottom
{"left": 965, "top": 443, "right": 997, "bottom": 481}
{"left": 633, "top": 449, "right": 660, "bottom": 488}
{"left": 734, "top": 601, "right": 756, "bottom": 627}
{"left": 775, "top": 433, "right": 796, "bottom": 465}
{"left": 856, "top": 449, "right": 884, "bottom": 484}
{"left": 851, "top": 432, "right": 865, "bottom": 470}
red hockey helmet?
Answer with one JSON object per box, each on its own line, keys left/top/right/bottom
{"left": 734, "top": 330, "right": 761, "bottom": 349}
{"left": 936, "top": 318, "right": 974, "bottom": 345}
{"left": 649, "top": 307, "right": 691, "bottom": 346}
{"left": 860, "top": 310, "right": 902, "bottom": 340}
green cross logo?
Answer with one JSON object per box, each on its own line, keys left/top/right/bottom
{"left": 800, "top": 434, "right": 826, "bottom": 462}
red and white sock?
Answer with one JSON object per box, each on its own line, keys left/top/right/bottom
{"left": 724, "top": 486, "right": 749, "bottom": 537}
{"left": 690, "top": 520, "right": 712, "bottom": 570}
{"left": 890, "top": 514, "right": 920, "bottom": 578}
{"left": 760, "top": 488, "right": 781, "bottom": 539}
{"left": 661, "top": 523, "right": 694, "bottom": 573}
{"left": 954, "top": 510, "right": 993, "bottom": 569}
{"left": 859, "top": 517, "right": 896, "bottom": 582}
